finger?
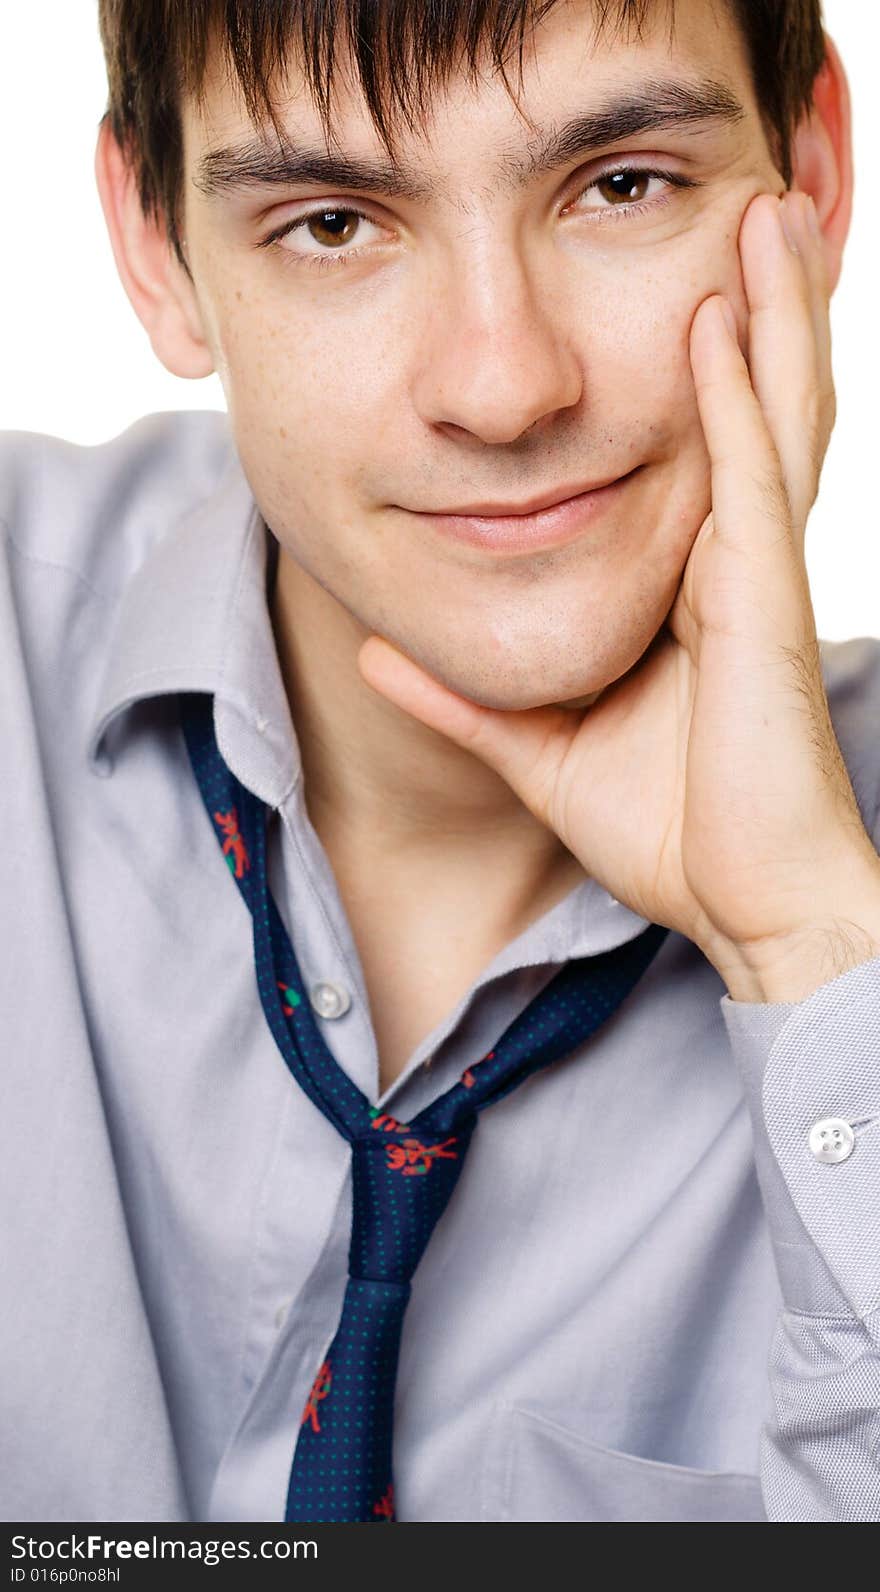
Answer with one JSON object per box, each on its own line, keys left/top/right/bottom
{"left": 789, "top": 192, "right": 837, "bottom": 493}
{"left": 787, "top": 191, "right": 833, "bottom": 388}
{"left": 738, "top": 191, "right": 831, "bottom": 530}
{"left": 356, "top": 635, "right": 578, "bottom": 825}
{"left": 687, "top": 293, "right": 812, "bottom": 644}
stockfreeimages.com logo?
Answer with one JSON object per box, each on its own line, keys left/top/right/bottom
{"left": 10, "top": 1535, "right": 317, "bottom": 1570}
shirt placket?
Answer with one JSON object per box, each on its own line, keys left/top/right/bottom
{"left": 206, "top": 787, "right": 565, "bottom": 1520}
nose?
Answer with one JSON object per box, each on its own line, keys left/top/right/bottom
{"left": 411, "top": 238, "right": 584, "bottom": 445}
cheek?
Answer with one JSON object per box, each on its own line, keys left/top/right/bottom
{"left": 579, "top": 258, "right": 707, "bottom": 421}
{"left": 567, "top": 247, "right": 735, "bottom": 558}
{"left": 209, "top": 295, "right": 381, "bottom": 521}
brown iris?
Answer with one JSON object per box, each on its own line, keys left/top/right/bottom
{"left": 595, "top": 170, "right": 651, "bottom": 205}
{"left": 305, "top": 209, "right": 361, "bottom": 248}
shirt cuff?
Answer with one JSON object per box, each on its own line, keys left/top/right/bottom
{"left": 720, "top": 954, "right": 880, "bottom": 1319}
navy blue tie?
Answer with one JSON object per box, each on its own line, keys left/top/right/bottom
{"left": 179, "top": 690, "right": 668, "bottom": 1523}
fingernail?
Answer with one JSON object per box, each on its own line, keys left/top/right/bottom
{"left": 778, "top": 194, "right": 800, "bottom": 254}
{"left": 805, "top": 194, "right": 821, "bottom": 243}
{"left": 718, "top": 297, "right": 737, "bottom": 339}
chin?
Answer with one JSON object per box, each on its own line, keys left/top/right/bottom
{"left": 470, "top": 684, "right": 609, "bottom": 714}
{"left": 425, "top": 628, "right": 650, "bottom": 713}
{"left": 430, "top": 664, "right": 618, "bottom": 714}
{"left": 555, "top": 688, "right": 605, "bottom": 711}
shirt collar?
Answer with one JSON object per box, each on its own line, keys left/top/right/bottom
{"left": 86, "top": 434, "right": 300, "bottom": 808}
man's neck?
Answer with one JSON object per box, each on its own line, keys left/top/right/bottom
{"left": 269, "top": 543, "right": 588, "bottom": 941}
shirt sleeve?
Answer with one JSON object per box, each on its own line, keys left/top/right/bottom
{"left": 719, "top": 956, "right": 880, "bottom": 1521}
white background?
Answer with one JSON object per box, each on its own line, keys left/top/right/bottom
{"left": 1, "top": 2, "right": 876, "bottom": 640}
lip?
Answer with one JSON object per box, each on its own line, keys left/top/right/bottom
{"left": 410, "top": 468, "right": 639, "bottom": 554}
{"left": 430, "top": 475, "right": 625, "bottom": 517}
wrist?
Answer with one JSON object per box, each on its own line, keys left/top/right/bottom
{"left": 704, "top": 855, "right": 880, "bottom": 1003}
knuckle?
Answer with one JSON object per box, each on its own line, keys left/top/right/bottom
{"left": 756, "top": 464, "right": 792, "bottom": 532}
{"left": 823, "top": 378, "right": 838, "bottom": 433}
{"left": 804, "top": 386, "right": 834, "bottom": 482}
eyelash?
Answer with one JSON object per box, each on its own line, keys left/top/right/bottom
{"left": 259, "top": 164, "right": 700, "bottom": 273}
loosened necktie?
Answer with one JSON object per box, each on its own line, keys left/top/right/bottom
{"left": 179, "top": 691, "right": 668, "bottom": 1523}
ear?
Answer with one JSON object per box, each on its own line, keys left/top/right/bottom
{"left": 94, "top": 116, "right": 216, "bottom": 379}
{"left": 787, "top": 31, "right": 853, "bottom": 296}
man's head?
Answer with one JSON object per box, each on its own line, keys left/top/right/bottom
{"left": 95, "top": 0, "right": 852, "bottom": 712}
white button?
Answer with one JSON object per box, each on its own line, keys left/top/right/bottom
{"left": 808, "top": 1117, "right": 855, "bottom": 1164}
{"left": 255, "top": 714, "right": 269, "bottom": 734}
{"left": 274, "top": 1300, "right": 291, "bottom": 1330}
{"left": 309, "top": 980, "right": 351, "bottom": 1020}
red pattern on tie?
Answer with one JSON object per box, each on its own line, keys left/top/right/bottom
{"left": 373, "top": 1483, "right": 394, "bottom": 1520}
{"left": 212, "top": 807, "right": 249, "bottom": 877}
{"left": 385, "top": 1137, "right": 458, "bottom": 1176}
{"left": 301, "top": 1360, "right": 332, "bottom": 1433}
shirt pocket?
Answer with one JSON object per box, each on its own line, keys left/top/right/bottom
{"left": 480, "top": 1402, "right": 767, "bottom": 1522}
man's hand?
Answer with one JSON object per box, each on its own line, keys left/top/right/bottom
{"left": 357, "top": 191, "right": 880, "bottom": 1003}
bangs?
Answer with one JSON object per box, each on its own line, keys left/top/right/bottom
{"left": 177, "top": 1, "right": 666, "bottom": 156}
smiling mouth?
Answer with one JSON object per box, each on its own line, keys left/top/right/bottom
{"left": 407, "top": 467, "right": 642, "bottom": 554}
{"left": 425, "top": 472, "right": 630, "bottom": 517}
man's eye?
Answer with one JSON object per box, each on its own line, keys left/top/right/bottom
{"left": 261, "top": 206, "right": 388, "bottom": 268}
{"left": 586, "top": 168, "right": 660, "bottom": 207}
{"left": 570, "top": 165, "right": 698, "bottom": 220}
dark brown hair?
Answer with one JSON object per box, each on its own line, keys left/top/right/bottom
{"left": 97, "top": 0, "right": 827, "bottom": 271}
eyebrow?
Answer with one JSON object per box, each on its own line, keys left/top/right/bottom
{"left": 193, "top": 75, "right": 747, "bottom": 204}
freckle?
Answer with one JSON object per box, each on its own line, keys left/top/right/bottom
{"left": 236, "top": 289, "right": 242, "bottom": 301}
{"left": 279, "top": 426, "right": 287, "bottom": 438}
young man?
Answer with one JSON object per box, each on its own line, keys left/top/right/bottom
{"left": 2, "top": 0, "right": 879, "bottom": 1524}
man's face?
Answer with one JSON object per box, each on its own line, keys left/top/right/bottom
{"left": 179, "top": 0, "right": 781, "bottom": 709}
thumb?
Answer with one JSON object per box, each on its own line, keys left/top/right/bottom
{"left": 356, "top": 635, "right": 576, "bottom": 826}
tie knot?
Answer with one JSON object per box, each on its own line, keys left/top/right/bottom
{"left": 349, "top": 1117, "right": 476, "bottom": 1285}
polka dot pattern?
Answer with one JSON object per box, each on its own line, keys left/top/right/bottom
{"left": 179, "top": 691, "right": 669, "bottom": 1523}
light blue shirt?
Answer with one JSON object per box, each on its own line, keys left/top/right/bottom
{"left": 2, "top": 411, "right": 879, "bottom": 1523}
